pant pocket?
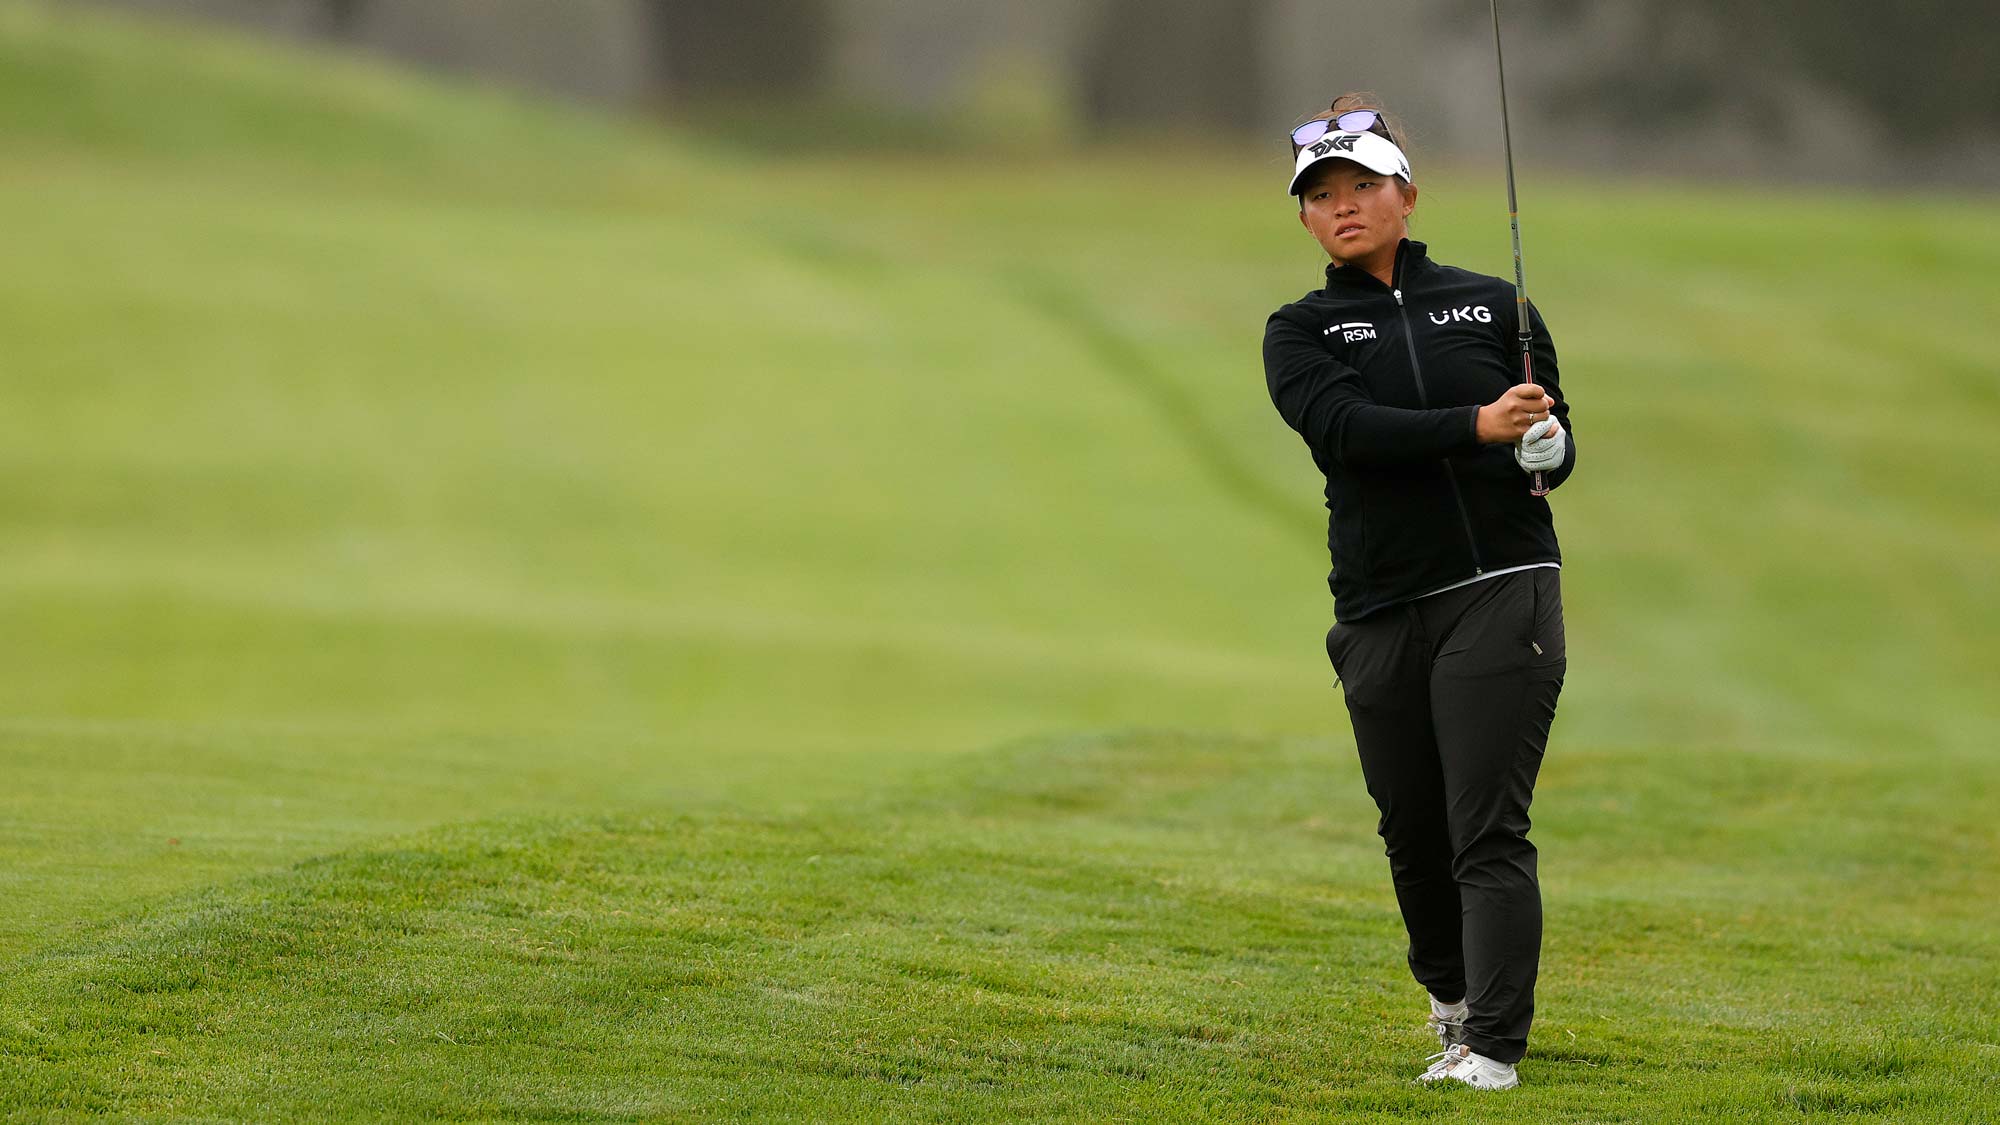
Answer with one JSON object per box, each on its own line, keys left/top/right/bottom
{"left": 1333, "top": 612, "right": 1429, "bottom": 710}
{"left": 1522, "top": 571, "right": 1540, "bottom": 649}
{"left": 1527, "top": 569, "right": 1566, "bottom": 670}
{"left": 1325, "top": 621, "right": 1351, "bottom": 685}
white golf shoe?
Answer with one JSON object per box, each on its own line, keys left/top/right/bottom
{"left": 1416, "top": 1043, "right": 1519, "bottom": 1089}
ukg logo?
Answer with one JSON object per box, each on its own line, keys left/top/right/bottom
{"left": 1428, "top": 306, "right": 1493, "bottom": 325}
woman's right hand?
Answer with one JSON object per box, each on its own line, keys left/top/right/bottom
{"left": 1476, "top": 384, "right": 1558, "bottom": 443}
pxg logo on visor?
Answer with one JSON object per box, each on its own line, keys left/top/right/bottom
{"left": 1287, "top": 127, "right": 1413, "bottom": 195}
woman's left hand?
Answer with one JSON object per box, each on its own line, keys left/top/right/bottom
{"left": 1514, "top": 418, "right": 1565, "bottom": 473}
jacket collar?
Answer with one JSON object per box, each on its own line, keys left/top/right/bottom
{"left": 1323, "top": 237, "right": 1429, "bottom": 293}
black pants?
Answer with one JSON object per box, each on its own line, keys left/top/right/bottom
{"left": 1325, "top": 566, "right": 1565, "bottom": 1065}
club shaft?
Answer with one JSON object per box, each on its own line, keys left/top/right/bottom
{"left": 1491, "top": 0, "right": 1528, "bottom": 346}
{"left": 1490, "top": 0, "right": 1549, "bottom": 496}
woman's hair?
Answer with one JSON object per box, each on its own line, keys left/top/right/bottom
{"left": 1290, "top": 92, "right": 1417, "bottom": 203}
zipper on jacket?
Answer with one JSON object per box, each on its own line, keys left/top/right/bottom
{"left": 1389, "top": 249, "right": 1485, "bottom": 575}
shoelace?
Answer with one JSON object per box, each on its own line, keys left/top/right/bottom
{"left": 1418, "top": 1048, "right": 1464, "bottom": 1079}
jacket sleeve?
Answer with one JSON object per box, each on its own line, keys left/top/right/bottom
{"left": 1523, "top": 300, "right": 1578, "bottom": 491}
{"left": 1263, "top": 310, "right": 1481, "bottom": 466}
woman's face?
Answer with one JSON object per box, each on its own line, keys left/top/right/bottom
{"left": 1296, "top": 162, "right": 1416, "bottom": 268}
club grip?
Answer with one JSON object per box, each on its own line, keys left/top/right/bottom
{"left": 1516, "top": 337, "right": 1548, "bottom": 495}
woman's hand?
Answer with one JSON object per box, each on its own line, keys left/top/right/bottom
{"left": 1476, "top": 384, "right": 1558, "bottom": 444}
{"left": 1514, "top": 417, "right": 1566, "bottom": 473}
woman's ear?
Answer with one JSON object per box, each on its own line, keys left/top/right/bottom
{"left": 1298, "top": 206, "right": 1310, "bottom": 231}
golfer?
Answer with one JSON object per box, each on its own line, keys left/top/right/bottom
{"left": 1262, "top": 95, "right": 1574, "bottom": 1090}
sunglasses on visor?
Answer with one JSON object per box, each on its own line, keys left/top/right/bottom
{"left": 1290, "top": 109, "right": 1394, "bottom": 150}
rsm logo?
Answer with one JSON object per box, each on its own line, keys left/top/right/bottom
{"left": 1323, "top": 321, "right": 1378, "bottom": 343}
{"left": 1429, "top": 305, "right": 1493, "bottom": 325}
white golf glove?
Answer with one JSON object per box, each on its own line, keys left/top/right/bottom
{"left": 1514, "top": 417, "right": 1565, "bottom": 474}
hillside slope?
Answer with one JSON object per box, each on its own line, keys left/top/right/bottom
{"left": 0, "top": 0, "right": 1996, "bottom": 967}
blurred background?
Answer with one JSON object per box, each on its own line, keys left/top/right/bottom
{"left": 2, "top": 0, "right": 1996, "bottom": 952}
{"left": 68, "top": 0, "right": 2000, "bottom": 183}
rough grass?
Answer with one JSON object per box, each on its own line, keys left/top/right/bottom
{"left": 0, "top": 3, "right": 1997, "bottom": 1119}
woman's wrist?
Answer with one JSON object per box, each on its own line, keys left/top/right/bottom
{"left": 1474, "top": 403, "right": 1501, "bottom": 444}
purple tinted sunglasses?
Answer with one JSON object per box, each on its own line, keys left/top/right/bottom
{"left": 1291, "top": 109, "right": 1392, "bottom": 150}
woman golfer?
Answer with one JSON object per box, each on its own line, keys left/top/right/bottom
{"left": 1263, "top": 95, "right": 1573, "bottom": 1090}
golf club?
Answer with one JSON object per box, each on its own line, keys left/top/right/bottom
{"left": 1490, "top": 0, "right": 1550, "bottom": 497}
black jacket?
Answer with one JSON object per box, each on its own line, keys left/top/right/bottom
{"left": 1263, "top": 238, "right": 1576, "bottom": 622}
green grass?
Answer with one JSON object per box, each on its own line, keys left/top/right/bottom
{"left": 1, "top": 2, "right": 1997, "bottom": 1119}
{"left": 5, "top": 733, "right": 1993, "bottom": 1120}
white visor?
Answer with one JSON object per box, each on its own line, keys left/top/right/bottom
{"left": 1288, "top": 130, "right": 1413, "bottom": 196}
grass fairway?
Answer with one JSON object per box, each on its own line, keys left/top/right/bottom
{"left": 2, "top": 2, "right": 1998, "bottom": 1120}
{"left": 5, "top": 733, "right": 1994, "bottom": 1120}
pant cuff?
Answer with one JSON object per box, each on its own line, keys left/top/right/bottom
{"left": 1460, "top": 1033, "right": 1524, "bottom": 1066}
